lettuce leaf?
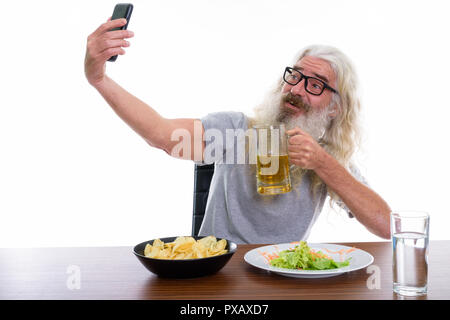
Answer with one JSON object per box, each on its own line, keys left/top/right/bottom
{"left": 269, "top": 241, "right": 351, "bottom": 270}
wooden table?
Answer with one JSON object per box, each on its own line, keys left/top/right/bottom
{"left": 1, "top": 241, "right": 449, "bottom": 300}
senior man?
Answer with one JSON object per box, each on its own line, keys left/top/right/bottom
{"left": 85, "top": 18, "right": 391, "bottom": 244}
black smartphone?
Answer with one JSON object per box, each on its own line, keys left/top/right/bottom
{"left": 108, "top": 3, "right": 133, "bottom": 62}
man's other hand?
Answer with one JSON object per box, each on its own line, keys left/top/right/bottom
{"left": 287, "top": 127, "right": 327, "bottom": 170}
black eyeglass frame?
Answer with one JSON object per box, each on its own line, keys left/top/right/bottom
{"left": 283, "top": 67, "right": 338, "bottom": 96}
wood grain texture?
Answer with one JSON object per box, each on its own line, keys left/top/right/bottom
{"left": 1, "top": 241, "right": 449, "bottom": 300}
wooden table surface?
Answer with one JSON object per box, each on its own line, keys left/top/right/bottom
{"left": 1, "top": 241, "right": 449, "bottom": 300}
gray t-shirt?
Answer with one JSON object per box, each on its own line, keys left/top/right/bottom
{"left": 196, "top": 111, "right": 365, "bottom": 244}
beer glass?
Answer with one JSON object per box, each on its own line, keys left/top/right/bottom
{"left": 391, "top": 211, "right": 430, "bottom": 296}
{"left": 253, "top": 124, "right": 291, "bottom": 195}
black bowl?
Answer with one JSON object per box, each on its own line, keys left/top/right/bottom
{"left": 133, "top": 236, "right": 238, "bottom": 278}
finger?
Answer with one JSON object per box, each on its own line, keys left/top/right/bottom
{"left": 99, "top": 47, "right": 126, "bottom": 61}
{"left": 288, "top": 144, "right": 298, "bottom": 153}
{"left": 288, "top": 142, "right": 310, "bottom": 152}
{"left": 98, "top": 39, "right": 130, "bottom": 52}
{"left": 289, "top": 157, "right": 306, "bottom": 168}
{"left": 289, "top": 150, "right": 310, "bottom": 160}
{"left": 107, "top": 16, "right": 112, "bottom": 22}
{"left": 288, "top": 144, "right": 307, "bottom": 153}
{"left": 289, "top": 151, "right": 311, "bottom": 163}
{"left": 286, "top": 127, "right": 309, "bottom": 141}
{"left": 288, "top": 152, "right": 302, "bottom": 162}
{"left": 288, "top": 134, "right": 307, "bottom": 145}
{"left": 287, "top": 127, "right": 307, "bottom": 137}
{"left": 289, "top": 137, "right": 313, "bottom": 149}
{"left": 105, "top": 29, "right": 135, "bottom": 39}
{"left": 288, "top": 157, "right": 297, "bottom": 166}
{"left": 93, "top": 18, "right": 128, "bottom": 37}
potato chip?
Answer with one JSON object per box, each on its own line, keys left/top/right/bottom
{"left": 143, "top": 235, "right": 228, "bottom": 260}
{"left": 184, "top": 252, "right": 192, "bottom": 259}
{"left": 172, "top": 236, "right": 196, "bottom": 253}
{"left": 215, "top": 239, "right": 227, "bottom": 251}
{"left": 174, "top": 253, "right": 187, "bottom": 259}
{"left": 144, "top": 243, "right": 152, "bottom": 256}
{"left": 152, "top": 238, "right": 165, "bottom": 248}
{"left": 147, "top": 246, "right": 161, "bottom": 259}
{"left": 193, "top": 242, "right": 207, "bottom": 258}
{"left": 158, "top": 249, "right": 171, "bottom": 259}
{"left": 198, "top": 235, "right": 217, "bottom": 249}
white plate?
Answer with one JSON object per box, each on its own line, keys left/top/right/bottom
{"left": 244, "top": 242, "right": 374, "bottom": 278}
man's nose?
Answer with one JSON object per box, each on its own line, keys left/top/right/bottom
{"left": 290, "top": 79, "right": 307, "bottom": 97}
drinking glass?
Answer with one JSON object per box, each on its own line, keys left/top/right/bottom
{"left": 391, "top": 211, "right": 430, "bottom": 296}
{"left": 253, "top": 124, "right": 291, "bottom": 195}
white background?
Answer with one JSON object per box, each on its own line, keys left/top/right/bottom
{"left": 1, "top": 0, "right": 449, "bottom": 248}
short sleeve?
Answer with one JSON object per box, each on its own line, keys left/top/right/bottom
{"left": 194, "top": 111, "right": 247, "bottom": 166}
{"left": 335, "top": 163, "right": 370, "bottom": 218}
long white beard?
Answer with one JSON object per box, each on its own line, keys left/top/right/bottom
{"left": 252, "top": 90, "right": 332, "bottom": 141}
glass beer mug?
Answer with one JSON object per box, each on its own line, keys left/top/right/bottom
{"left": 253, "top": 124, "right": 292, "bottom": 195}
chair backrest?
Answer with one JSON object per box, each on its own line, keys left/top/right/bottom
{"left": 192, "top": 163, "right": 215, "bottom": 236}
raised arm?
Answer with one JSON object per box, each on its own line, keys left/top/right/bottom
{"left": 84, "top": 18, "right": 204, "bottom": 161}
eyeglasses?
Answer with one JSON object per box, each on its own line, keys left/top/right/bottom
{"left": 283, "top": 67, "right": 338, "bottom": 96}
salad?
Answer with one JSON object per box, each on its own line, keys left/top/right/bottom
{"left": 266, "top": 241, "right": 351, "bottom": 270}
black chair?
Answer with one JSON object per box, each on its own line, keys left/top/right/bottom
{"left": 192, "top": 163, "right": 215, "bottom": 236}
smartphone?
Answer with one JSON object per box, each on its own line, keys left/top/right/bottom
{"left": 108, "top": 3, "right": 134, "bottom": 62}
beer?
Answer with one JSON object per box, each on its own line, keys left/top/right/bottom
{"left": 256, "top": 154, "right": 291, "bottom": 195}
{"left": 253, "top": 123, "right": 292, "bottom": 195}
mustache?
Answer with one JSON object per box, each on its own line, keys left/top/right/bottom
{"left": 282, "top": 92, "right": 311, "bottom": 112}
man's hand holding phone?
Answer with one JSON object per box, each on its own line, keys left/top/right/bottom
{"left": 84, "top": 18, "right": 134, "bottom": 87}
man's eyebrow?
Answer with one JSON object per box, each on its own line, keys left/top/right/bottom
{"left": 295, "top": 66, "right": 329, "bottom": 83}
